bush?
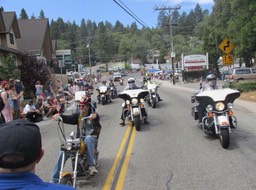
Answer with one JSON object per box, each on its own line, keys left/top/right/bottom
{"left": 224, "top": 81, "right": 256, "bottom": 92}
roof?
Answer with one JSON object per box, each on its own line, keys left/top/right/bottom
{"left": 1, "top": 12, "right": 21, "bottom": 38}
{"left": 0, "top": 11, "right": 6, "bottom": 32}
{"left": 16, "top": 19, "right": 49, "bottom": 53}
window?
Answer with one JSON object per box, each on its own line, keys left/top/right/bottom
{"left": 9, "top": 33, "right": 14, "bottom": 45}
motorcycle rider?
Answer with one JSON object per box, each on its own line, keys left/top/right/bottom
{"left": 108, "top": 78, "right": 118, "bottom": 97}
{"left": 145, "top": 76, "right": 163, "bottom": 102}
{"left": 96, "top": 80, "right": 112, "bottom": 103}
{"left": 119, "top": 78, "right": 149, "bottom": 126}
{"left": 197, "top": 74, "right": 218, "bottom": 125}
{"left": 51, "top": 95, "right": 101, "bottom": 183}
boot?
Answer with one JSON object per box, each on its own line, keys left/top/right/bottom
{"left": 119, "top": 120, "right": 125, "bottom": 126}
{"left": 144, "top": 118, "right": 150, "bottom": 125}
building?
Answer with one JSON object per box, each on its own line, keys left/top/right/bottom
{"left": 55, "top": 49, "right": 72, "bottom": 71}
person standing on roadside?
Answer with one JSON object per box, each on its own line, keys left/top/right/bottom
{"left": 1, "top": 81, "right": 13, "bottom": 123}
{"left": 35, "top": 80, "right": 43, "bottom": 101}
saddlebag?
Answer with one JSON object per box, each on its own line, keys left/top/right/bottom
{"left": 191, "top": 106, "right": 198, "bottom": 120}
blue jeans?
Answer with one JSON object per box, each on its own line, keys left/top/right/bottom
{"left": 51, "top": 135, "right": 97, "bottom": 183}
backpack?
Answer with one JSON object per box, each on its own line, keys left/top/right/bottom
{"left": 0, "top": 92, "right": 4, "bottom": 112}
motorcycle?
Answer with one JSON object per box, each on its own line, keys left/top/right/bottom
{"left": 191, "top": 88, "right": 240, "bottom": 149}
{"left": 96, "top": 85, "right": 111, "bottom": 105}
{"left": 144, "top": 80, "right": 159, "bottom": 108}
{"left": 56, "top": 116, "right": 99, "bottom": 188}
{"left": 119, "top": 89, "right": 148, "bottom": 131}
{"left": 109, "top": 85, "right": 118, "bottom": 99}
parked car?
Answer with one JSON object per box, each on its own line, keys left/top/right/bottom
{"left": 112, "top": 72, "right": 122, "bottom": 81}
{"left": 225, "top": 67, "right": 256, "bottom": 82}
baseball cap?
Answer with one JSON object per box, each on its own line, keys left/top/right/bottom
{"left": 0, "top": 119, "right": 42, "bottom": 169}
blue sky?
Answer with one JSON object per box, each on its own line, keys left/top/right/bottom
{"left": 1, "top": 0, "right": 214, "bottom": 28}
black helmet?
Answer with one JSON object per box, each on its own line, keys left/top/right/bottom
{"left": 127, "top": 78, "right": 135, "bottom": 84}
{"left": 206, "top": 74, "right": 216, "bottom": 82}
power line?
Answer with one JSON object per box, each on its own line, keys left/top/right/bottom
{"left": 113, "top": 0, "right": 162, "bottom": 40}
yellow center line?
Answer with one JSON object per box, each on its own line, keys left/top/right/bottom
{"left": 102, "top": 124, "right": 133, "bottom": 190}
{"left": 115, "top": 126, "right": 137, "bottom": 190}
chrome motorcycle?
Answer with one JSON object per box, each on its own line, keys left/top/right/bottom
{"left": 191, "top": 88, "right": 240, "bottom": 149}
{"left": 56, "top": 116, "right": 99, "bottom": 188}
{"left": 96, "top": 85, "right": 111, "bottom": 105}
{"left": 144, "top": 80, "right": 159, "bottom": 108}
{"left": 119, "top": 89, "right": 148, "bottom": 131}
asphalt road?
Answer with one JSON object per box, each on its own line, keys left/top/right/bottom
{"left": 36, "top": 74, "right": 256, "bottom": 190}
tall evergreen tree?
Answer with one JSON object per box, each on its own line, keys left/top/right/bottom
{"left": 20, "top": 8, "right": 28, "bottom": 19}
{"left": 38, "top": 9, "right": 45, "bottom": 19}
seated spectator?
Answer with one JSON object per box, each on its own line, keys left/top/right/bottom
{"left": 44, "top": 97, "right": 58, "bottom": 118}
{"left": 35, "top": 97, "right": 46, "bottom": 120}
{"left": 23, "top": 100, "right": 43, "bottom": 122}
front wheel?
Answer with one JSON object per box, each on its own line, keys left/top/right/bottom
{"left": 152, "top": 98, "right": 157, "bottom": 108}
{"left": 134, "top": 116, "right": 141, "bottom": 131}
{"left": 219, "top": 129, "right": 230, "bottom": 149}
{"left": 59, "top": 174, "right": 73, "bottom": 186}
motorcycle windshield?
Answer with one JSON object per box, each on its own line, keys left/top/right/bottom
{"left": 147, "top": 81, "right": 157, "bottom": 90}
{"left": 196, "top": 88, "right": 240, "bottom": 103}
{"left": 119, "top": 89, "right": 148, "bottom": 100}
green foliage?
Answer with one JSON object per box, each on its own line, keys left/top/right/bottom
{"left": 18, "top": 55, "right": 51, "bottom": 98}
{"left": 19, "top": 8, "right": 28, "bottom": 19}
{"left": 226, "top": 82, "right": 256, "bottom": 92}
{"left": 0, "top": 56, "right": 20, "bottom": 80}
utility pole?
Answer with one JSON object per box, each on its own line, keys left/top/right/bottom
{"left": 154, "top": 5, "right": 181, "bottom": 85}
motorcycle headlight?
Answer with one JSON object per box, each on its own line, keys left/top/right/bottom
{"left": 66, "top": 142, "right": 72, "bottom": 151}
{"left": 126, "top": 100, "right": 130, "bottom": 105}
{"left": 131, "top": 98, "right": 138, "bottom": 105}
{"left": 206, "top": 105, "right": 213, "bottom": 112}
{"left": 215, "top": 102, "right": 225, "bottom": 111}
{"left": 100, "top": 90, "right": 106, "bottom": 93}
{"left": 140, "top": 98, "right": 144, "bottom": 103}
{"left": 227, "top": 103, "right": 233, "bottom": 109}
{"left": 150, "top": 88, "right": 156, "bottom": 93}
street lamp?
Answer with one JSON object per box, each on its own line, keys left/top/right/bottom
{"left": 87, "top": 43, "right": 91, "bottom": 77}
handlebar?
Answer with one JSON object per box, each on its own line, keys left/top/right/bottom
{"left": 81, "top": 116, "right": 89, "bottom": 121}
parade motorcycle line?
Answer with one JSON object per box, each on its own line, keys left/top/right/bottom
{"left": 38, "top": 75, "right": 256, "bottom": 188}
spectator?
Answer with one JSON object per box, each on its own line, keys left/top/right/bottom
{"left": 35, "top": 81, "right": 43, "bottom": 101}
{"left": 35, "top": 97, "right": 46, "bottom": 120}
{"left": 23, "top": 100, "right": 43, "bottom": 123}
{"left": 0, "top": 119, "right": 75, "bottom": 190}
{"left": 44, "top": 97, "right": 57, "bottom": 118}
{"left": 7, "top": 84, "right": 19, "bottom": 120}
{"left": 1, "top": 81, "right": 13, "bottom": 123}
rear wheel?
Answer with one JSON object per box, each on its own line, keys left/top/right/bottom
{"left": 219, "top": 129, "right": 230, "bottom": 149}
{"left": 59, "top": 175, "right": 73, "bottom": 186}
{"left": 134, "top": 116, "right": 141, "bottom": 131}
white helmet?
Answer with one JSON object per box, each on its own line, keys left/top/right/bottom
{"left": 127, "top": 78, "right": 135, "bottom": 84}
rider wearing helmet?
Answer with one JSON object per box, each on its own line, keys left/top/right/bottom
{"left": 124, "top": 77, "right": 138, "bottom": 90}
{"left": 204, "top": 74, "right": 218, "bottom": 91}
{"left": 119, "top": 78, "right": 149, "bottom": 126}
{"left": 198, "top": 74, "right": 218, "bottom": 125}
{"left": 51, "top": 95, "right": 102, "bottom": 182}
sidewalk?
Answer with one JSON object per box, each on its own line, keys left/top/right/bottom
{"left": 154, "top": 78, "right": 256, "bottom": 114}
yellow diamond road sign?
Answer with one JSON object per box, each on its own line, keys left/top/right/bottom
{"left": 218, "top": 38, "right": 235, "bottom": 55}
